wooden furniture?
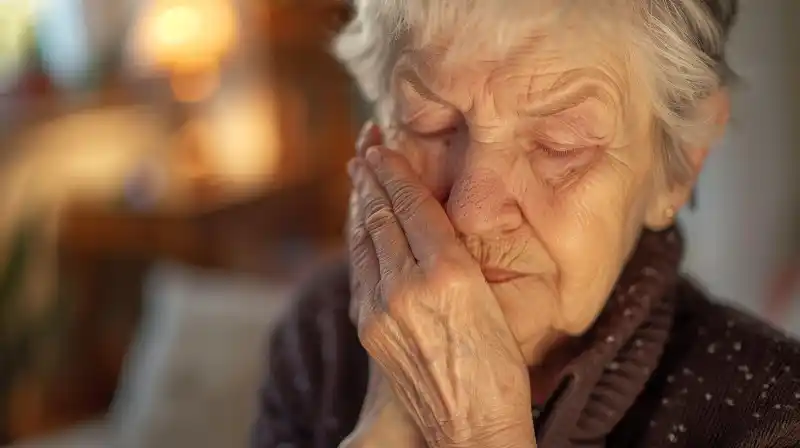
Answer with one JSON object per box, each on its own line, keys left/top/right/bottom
{"left": 60, "top": 176, "right": 348, "bottom": 277}
{"left": 4, "top": 1, "right": 359, "bottom": 442}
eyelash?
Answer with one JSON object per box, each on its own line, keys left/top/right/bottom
{"left": 537, "top": 144, "right": 582, "bottom": 158}
{"left": 418, "top": 127, "right": 459, "bottom": 139}
{"left": 403, "top": 125, "right": 588, "bottom": 161}
{"left": 398, "top": 120, "right": 459, "bottom": 140}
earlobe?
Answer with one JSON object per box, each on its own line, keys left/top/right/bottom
{"left": 663, "top": 206, "right": 676, "bottom": 221}
{"left": 643, "top": 150, "right": 704, "bottom": 230}
{"left": 644, "top": 89, "right": 729, "bottom": 230}
{"left": 644, "top": 201, "right": 678, "bottom": 231}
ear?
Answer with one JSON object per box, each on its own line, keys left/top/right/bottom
{"left": 644, "top": 89, "right": 730, "bottom": 230}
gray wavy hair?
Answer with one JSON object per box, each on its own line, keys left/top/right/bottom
{"left": 333, "top": 0, "right": 739, "bottom": 182}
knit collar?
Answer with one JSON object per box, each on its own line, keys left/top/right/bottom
{"left": 537, "top": 227, "right": 684, "bottom": 447}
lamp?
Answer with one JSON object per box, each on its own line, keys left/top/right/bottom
{"left": 128, "top": 0, "right": 290, "bottom": 206}
{"left": 130, "top": 0, "right": 239, "bottom": 103}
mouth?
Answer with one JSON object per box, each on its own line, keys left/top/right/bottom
{"left": 481, "top": 267, "right": 527, "bottom": 284}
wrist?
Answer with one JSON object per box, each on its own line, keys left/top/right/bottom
{"left": 431, "top": 412, "right": 536, "bottom": 448}
{"left": 470, "top": 418, "right": 536, "bottom": 448}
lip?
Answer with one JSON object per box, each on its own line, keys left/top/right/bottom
{"left": 481, "top": 267, "right": 527, "bottom": 284}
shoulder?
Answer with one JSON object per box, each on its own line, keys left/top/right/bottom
{"left": 636, "top": 279, "right": 800, "bottom": 446}
{"left": 253, "top": 254, "right": 368, "bottom": 447}
{"left": 671, "top": 278, "right": 800, "bottom": 379}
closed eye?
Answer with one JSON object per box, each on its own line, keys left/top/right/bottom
{"left": 538, "top": 145, "right": 579, "bottom": 158}
{"left": 411, "top": 126, "right": 458, "bottom": 139}
{"left": 397, "top": 120, "right": 459, "bottom": 140}
{"left": 536, "top": 144, "right": 595, "bottom": 159}
{"left": 525, "top": 141, "right": 602, "bottom": 185}
{"left": 517, "top": 131, "right": 595, "bottom": 159}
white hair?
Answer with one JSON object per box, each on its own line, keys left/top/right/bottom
{"left": 333, "top": 0, "right": 738, "bottom": 182}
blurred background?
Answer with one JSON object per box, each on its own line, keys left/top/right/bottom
{"left": 0, "top": 0, "right": 796, "bottom": 446}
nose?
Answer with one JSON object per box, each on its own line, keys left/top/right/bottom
{"left": 445, "top": 161, "right": 523, "bottom": 238}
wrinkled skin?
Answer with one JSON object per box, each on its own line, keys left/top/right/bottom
{"left": 341, "top": 29, "right": 727, "bottom": 448}
{"left": 344, "top": 130, "right": 533, "bottom": 448}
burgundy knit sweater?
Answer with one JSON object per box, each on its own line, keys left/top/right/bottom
{"left": 253, "top": 228, "right": 800, "bottom": 447}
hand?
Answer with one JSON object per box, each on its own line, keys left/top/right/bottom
{"left": 346, "top": 123, "right": 535, "bottom": 448}
{"left": 341, "top": 124, "right": 425, "bottom": 448}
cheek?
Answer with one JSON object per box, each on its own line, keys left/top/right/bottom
{"left": 517, "top": 155, "right": 649, "bottom": 331}
{"left": 542, "top": 153, "right": 647, "bottom": 235}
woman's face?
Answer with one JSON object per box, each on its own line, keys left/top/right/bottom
{"left": 388, "top": 30, "right": 696, "bottom": 363}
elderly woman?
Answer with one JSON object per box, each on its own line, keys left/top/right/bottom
{"left": 255, "top": 1, "right": 800, "bottom": 447}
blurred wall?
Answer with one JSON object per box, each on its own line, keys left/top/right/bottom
{"left": 82, "top": 0, "right": 136, "bottom": 57}
{"left": 35, "top": 0, "right": 134, "bottom": 88}
{"left": 36, "top": 0, "right": 92, "bottom": 88}
{"left": 680, "top": 0, "right": 800, "bottom": 330}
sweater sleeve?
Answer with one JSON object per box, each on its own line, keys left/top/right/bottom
{"left": 252, "top": 300, "right": 322, "bottom": 447}
{"left": 252, "top": 257, "right": 368, "bottom": 448}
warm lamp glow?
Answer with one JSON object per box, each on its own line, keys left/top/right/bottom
{"left": 133, "top": 0, "right": 238, "bottom": 99}
{"left": 153, "top": 6, "right": 202, "bottom": 46}
{"left": 203, "top": 88, "right": 283, "bottom": 190}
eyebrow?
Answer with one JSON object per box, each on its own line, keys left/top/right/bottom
{"left": 520, "top": 77, "right": 613, "bottom": 118}
{"left": 395, "top": 66, "right": 449, "bottom": 106}
{"left": 395, "top": 59, "right": 615, "bottom": 119}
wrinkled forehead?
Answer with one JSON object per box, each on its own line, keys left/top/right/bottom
{"left": 387, "top": 2, "right": 646, "bottom": 133}
{"left": 392, "top": 2, "right": 633, "bottom": 76}
{"left": 395, "top": 22, "right": 628, "bottom": 98}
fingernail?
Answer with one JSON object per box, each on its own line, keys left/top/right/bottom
{"left": 369, "top": 123, "right": 383, "bottom": 143}
{"left": 366, "top": 146, "right": 382, "bottom": 166}
{"left": 356, "top": 122, "right": 381, "bottom": 155}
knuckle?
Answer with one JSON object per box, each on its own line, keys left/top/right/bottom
{"left": 380, "top": 280, "right": 416, "bottom": 320}
{"left": 387, "top": 180, "right": 426, "bottom": 218}
{"left": 362, "top": 194, "right": 389, "bottom": 215}
{"left": 385, "top": 289, "right": 413, "bottom": 320}
{"left": 351, "top": 247, "right": 373, "bottom": 272}
{"left": 357, "top": 314, "right": 388, "bottom": 349}
{"left": 349, "top": 225, "right": 370, "bottom": 248}
{"left": 363, "top": 204, "right": 397, "bottom": 234}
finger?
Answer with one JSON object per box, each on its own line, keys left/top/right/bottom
{"left": 350, "top": 158, "right": 415, "bottom": 279}
{"left": 364, "top": 146, "right": 463, "bottom": 265}
{"left": 356, "top": 121, "right": 383, "bottom": 158}
{"left": 347, "top": 188, "right": 380, "bottom": 324}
